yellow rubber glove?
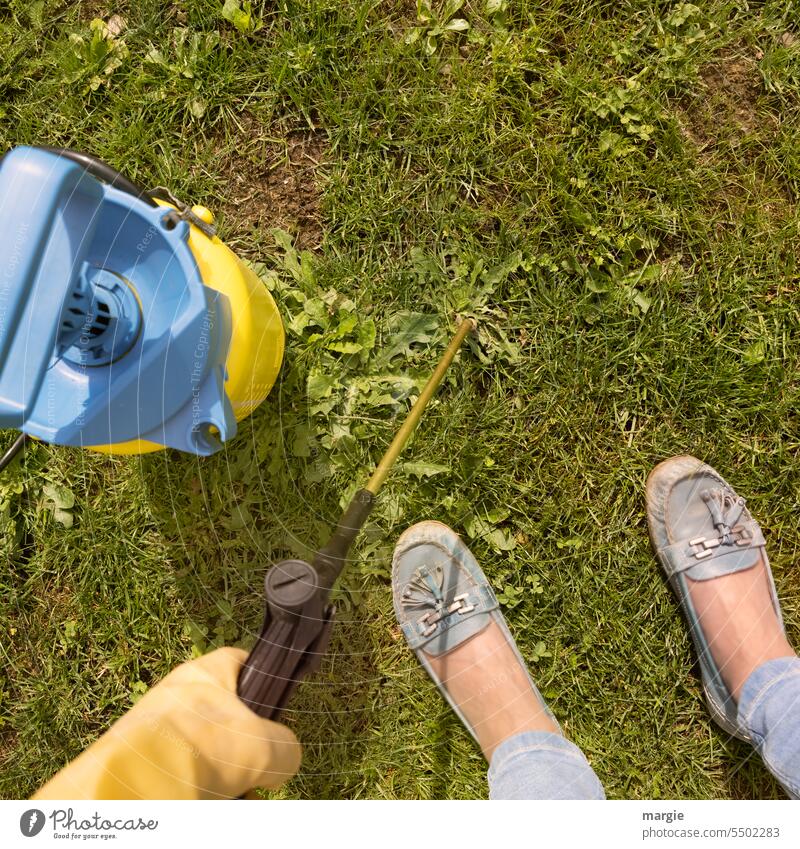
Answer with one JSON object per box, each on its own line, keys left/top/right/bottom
{"left": 34, "top": 648, "right": 301, "bottom": 800}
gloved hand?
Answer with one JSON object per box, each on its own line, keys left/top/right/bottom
{"left": 34, "top": 648, "right": 301, "bottom": 800}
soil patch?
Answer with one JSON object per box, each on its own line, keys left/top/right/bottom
{"left": 678, "top": 49, "right": 767, "bottom": 148}
{"left": 218, "top": 125, "right": 327, "bottom": 252}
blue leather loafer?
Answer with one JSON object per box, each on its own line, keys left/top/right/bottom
{"left": 391, "top": 520, "right": 558, "bottom": 745}
{"left": 646, "top": 455, "right": 786, "bottom": 741}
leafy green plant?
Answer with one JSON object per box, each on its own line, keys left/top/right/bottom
{"left": 653, "top": 3, "right": 718, "bottom": 82}
{"left": 58, "top": 619, "right": 79, "bottom": 655}
{"left": 62, "top": 17, "right": 129, "bottom": 93}
{"left": 495, "top": 582, "right": 523, "bottom": 606}
{"left": 742, "top": 339, "right": 767, "bottom": 366}
{"left": 405, "top": 245, "right": 526, "bottom": 367}
{"left": 0, "top": 474, "right": 24, "bottom": 553}
{"left": 42, "top": 483, "right": 75, "bottom": 528}
{"left": 405, "top": 0, "right": 469, "bottom": 56}
{"left": 183, "top": 619, "right": 209, "bottom": 659}
{"left": 401, "top": 461, "right": 449, "bottom": 480}
{"left": 495, "top": 575, "right": 543, "bottom": 609}
{"left": 130, "top": 680, "right": 149, "bottom": 705}
{"left": 7, "top": 0, "right": 46, "bottom": 28}
{"left": 210, "top": 598, "right": 239, "bottom": 646}
{"left": 220, "top": 0, "right": 262, "bottom": 36}
{"left": 264, "top": 230, "right": 463, "bottom": 493}
{"left": 583, "top": 261, "right": 666, "bottom": 319}
{"left": 529, "top": 641, "right": 551, "bottom": 663}
{"left": 464, "top": 506, "right": 517, "bottom": 552}
{"left": 287, "top": 43, "right": 318, "bottom": 74}
{"left": 485, "top": 0, "right": 508, "bottom": 30}
{"left": 144, "top": 28, "right": 222, "bottom": 117}
{"left": 585, "top": 81, "right": 657, "bottom": 142}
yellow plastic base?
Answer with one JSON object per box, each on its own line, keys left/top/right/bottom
{"left": 89, "top": 205, "right": 284, "bottom": 455}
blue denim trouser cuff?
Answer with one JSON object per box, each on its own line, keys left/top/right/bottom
{"left": 487, "top": 731, "right": 606, "bottom": 800}
{"left": 737, "top": 656, "right": 800, "bottom": 799}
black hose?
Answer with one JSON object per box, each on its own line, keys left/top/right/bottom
{"left": 0, "top": 433, "right": 28, "bottom": 473}
{"left": 35, "top": 147, "right": 157, "bottom": 207}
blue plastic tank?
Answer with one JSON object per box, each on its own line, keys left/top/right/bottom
{"left": 0, "top": 146, "right": 238, "bottom": 455}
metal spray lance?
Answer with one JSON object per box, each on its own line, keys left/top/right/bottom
{"left": 237, "top": 319, "right": 476, "bottom": 718}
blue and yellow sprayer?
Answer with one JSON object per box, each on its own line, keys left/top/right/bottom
{"left": 0, "top": 145, "right": 284, "bottom": 460}
{"left": 0, "top": 145, "right": 474, "bottom": 718}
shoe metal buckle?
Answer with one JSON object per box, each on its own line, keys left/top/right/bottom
{"left": 419, "top": 594, "right": 476, "bottom": 636}
{"left": 448, "top": 593, "right": 475, "bottom": 615}
{"left": 689, "top": 536, "right": 719, "bottom": 559}
{"left": 689, "top": 525, "right": 753, "bottom": 559}
{"left": 418, "top": 611, "right": 442, "bottom": 637}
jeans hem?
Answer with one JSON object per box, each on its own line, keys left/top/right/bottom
{"left": 738, "top": 657, "right": 800, "bottom": 735}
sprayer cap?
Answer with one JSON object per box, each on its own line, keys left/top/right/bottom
{"left": 191, "top": 205, "right": 214, "bottom": 225}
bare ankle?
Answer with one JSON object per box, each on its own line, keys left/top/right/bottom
{"left": 425, "top": 622, "right": 559, "bottom": 761}
{"left": 686, "top": 563, "right": 796, "bottom": 701}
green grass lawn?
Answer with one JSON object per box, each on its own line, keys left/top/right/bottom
{"left": 1, "top": 0, "right": 799, "bottom": 799}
